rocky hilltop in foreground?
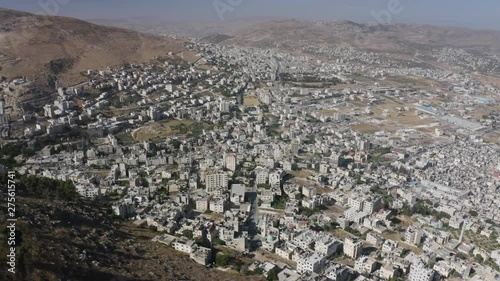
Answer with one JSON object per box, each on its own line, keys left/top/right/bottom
{"left": 0, "top": 175, "right": 262, "bottom": 281}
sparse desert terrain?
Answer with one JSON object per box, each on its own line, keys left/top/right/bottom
{"left": 0, "top": 9, "right": 184, "bottom": 85}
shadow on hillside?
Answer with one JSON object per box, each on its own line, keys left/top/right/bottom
{"left": 32, "top": 262, "right": 149, "bottom": 281}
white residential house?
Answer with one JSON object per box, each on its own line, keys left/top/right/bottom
{"left": 296, "top": 253, "right": 326, "bottom": 274}
{"left": 173, "top": 238, "right": 195, "bottom": 254}
{"left": 315, "top": 236, "right": 341, "bottom": 257}
{"left": 408, "top": 260, "right": 435, "bottom": 281}
{"left": 355, "top": 256, "right": 378, "bottom": 274}
{"left": 269, "top": 170, "right": 284, "bottom": 186}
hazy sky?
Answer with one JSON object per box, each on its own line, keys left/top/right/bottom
{"left": 1, "top": 0, "right": 499, "bottom": 30}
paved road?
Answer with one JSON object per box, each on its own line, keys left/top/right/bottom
{"left": 250, "top": 182, "right": 259, "bottom": 222}
{"left": 246, "top": 182, "right": 261, "bottom": 250}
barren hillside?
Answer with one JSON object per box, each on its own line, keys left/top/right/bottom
{"left": 0, "top": 175, "right": 263, "bottom": 281}
{"left": 0, "top": 8, "right": 185, "bottom": 85}
{"left": 225, "top": 19, "right": 500, "bottom": 53}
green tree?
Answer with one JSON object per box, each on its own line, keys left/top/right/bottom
{"left": 257, "top": 183, "right": 271, "bottom": 189}
{"left": 267, "top": 270, "right": 279, "bottom": 281}
{"left": 182, "top": 230, "right": 193, "bottom": 239}
{"left": 469, "top": 210, "right": 478, "bottom": 217}
{"left": 216, "top": 254, "right": 230, "bottom": 267}
{"left": 12, "top": 174, "right": 79, "bottom": 201}
{"left": 253, "top": 268, "right": 264, "bottom": 275}
{"left": 271, "top": 195, "right": 289, "bottom": 210}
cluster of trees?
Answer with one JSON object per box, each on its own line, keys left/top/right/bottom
{"left": 2, "top": 173, "right": 79, "bottom": 201}
{"left": 89, "top": 164, "right": 110, "bottom": 170}
{"left": 266, "top": 270, "right": 279, "bottom": 281}
{"left": 322, "top": 222, "right": 338, "bottom": 232}
{"left": 368, "top": 147, "right": 393, "bottom": 163}
{"left": 295, "top": 192, "right": 305, "bottom": 200}
{"left": 400, "top": 201, "right": 450, "bottom": 220}
{"left": 298, "top": 206, "right": 319, "bottom": 217}
{"left": 339, "top": 158, "right": 354, "bottom": 168}
{"left": 266, "top": 123, "right": 280, "bottom": 137}
{"left": 0, "top": 142, "right": 33, "bottom": 168}
{"left": 173, "top": 122, "right": 207, "bottom": 138}
{"left": 257, "top": 183, "right": 271, "bottom": 189}
{"left": 182, "top": 230, "right": 193, "bottom": 239}
{"left": 370, "top": 186, "right": 394, "bottom": 209}
{"left": 0, "top": 136, "right": 67, "bottom": 168}
{"left": 485, "top": 219, "right": 497, "bottom": 227}
{"left": 215, "top": 252, "right": 244, "bottom": 271}
{"left": 47, "top": 58, "right": 75, "bottom": 75}
{"left": 474, "top": 254, "right": 484, "bottom": 263}
{"left": 215, "top": 254, "right": 230, "bottom": 267}
{"left": 170, "top": 139, "right": 183, "bottom": 150}
{"left": 194, "top": 237, "right": 211, "bottom": 248}
{"left": 371, "top": 147, "right": 392, "bottom": 155}
{"left": 271, "top": 195, "right": 289, "bottom": 210}
{"left": 344, "top": 226, "right": 362, "bottom": 237}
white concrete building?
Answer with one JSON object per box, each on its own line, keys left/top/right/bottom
{"left": 315, "top": 236, "right": 341, "bottom": 258}
{"left": 196, "top": 198, "right": 209, "bottom": 212}
{"left": 405, "top": 226, "right": 423, "bottom": 245}
{"left": 354, "top": 256, "right": 378, "bottom": 274}
{"left": 173, "top": 238, "right": 195, "bottom": 254}
{"left": 224, "top": 153, "right": 237, "bottom": 171}
{"left": 408, "top": 260, "right": 435, "bottom": 281}
{"left": 362, "top": 196, "right": 382, "bottom": 214}
{"left": 344, "top": 237, "right": 363, "bottom": 259}
{"left": 296, "top": 253, "right": 326, "bottom": 273}
{"left": 205, "top": 173, "right": 228, "bottom": 192}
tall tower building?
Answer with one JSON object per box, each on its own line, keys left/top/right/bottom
{"left": 0, "top": 95, "right": 5, "bottom": 115}
{"left": 219, "top": 101, "right": 231, "bottom": 113}
{"left": 224, "top": 153, "right": 237, "bottom": 172}
{"left": 290, "top": 140, "right": 299, "bottom": 155}
{"left": 459, "top": 219, "right": 468, "bottom": 243}
{"left": 0, "top": 95, "right": 9, "bottom": 138}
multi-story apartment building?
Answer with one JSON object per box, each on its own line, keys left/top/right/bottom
{"left": 205, "top": 173, "right": 228, "bottom": 192}
{"left": 344, "top": 237, "right": 363, "bottom": 259}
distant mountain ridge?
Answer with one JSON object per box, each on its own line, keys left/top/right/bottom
{"left": 89, "top": 17, "right": 500, "bottom": 54}
{"left": 90, "top": 17, "right": 281, "bottom": 38}
{"left": 223, "top": 19, "right": 500, "bottom": 53}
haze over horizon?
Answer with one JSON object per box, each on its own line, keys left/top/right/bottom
{"left": 1, "top": 0, "right": 500, "bottom": 31}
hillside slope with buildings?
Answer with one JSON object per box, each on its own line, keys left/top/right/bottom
{"left": 0, "top": 8, "right": 185, "bottom": 85}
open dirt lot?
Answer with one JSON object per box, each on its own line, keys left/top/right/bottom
{"left": 243, "top": 96, "right": 261, "bottom": 106}
{"left": 351, "top": 124, "right": 380, "bottom": 133}
{"left": 132, "top": 120, "right": 196, "bottom": 141}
